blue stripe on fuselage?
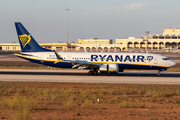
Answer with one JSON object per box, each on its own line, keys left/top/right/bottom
{"left": 118, "top": 64, "right": 167, "bottom": 70}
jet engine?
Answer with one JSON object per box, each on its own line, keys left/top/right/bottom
{"left": 99, "top": 64, "right": 120, "bottom": 74}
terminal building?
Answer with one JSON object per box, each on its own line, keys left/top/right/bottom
{"left": 77, "top": 38, "right": 124, "bottom": 52}
{"left": 1, "top": 28, "right": 180, "bottom": 52}
{"left": 116, "top": 28, "right": 180, "bottom": 52}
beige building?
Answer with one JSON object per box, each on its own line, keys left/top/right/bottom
{"left": 78, "top": 38, "right": 113, "bottom": 44}
{"left": 0, "top": 43, "right": 21, "bottom": 51}
{"left": 0, "top": 38, "right": 124, "bottom": 52}
{"left": 1, "top": 29, "right": 180, "bottom": 52}
{"left": 77, "top": 38, "right": 124, "bottom": 52}
{"left": 0, "top": 43, "right": 77, "bottom": 52}
{"left": 116, "top": 28, "right": 180, "bottom": 52}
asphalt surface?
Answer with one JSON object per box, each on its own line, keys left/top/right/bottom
{"left": 0, "top": 69, "right": 180, "bottom": 84}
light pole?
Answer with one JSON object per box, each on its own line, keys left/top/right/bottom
{"left": 65, "top": 9, "right": 70, "bottom": 51}
{"left": 145, "top": 31, "right": 149, "bottom": 53}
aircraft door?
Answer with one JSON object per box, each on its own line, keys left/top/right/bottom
{"left": 67, "top": 55, "right": 71, "bottom": 60}
{"left": 154, "top": 56, "right": 158, "bottom": 64}
{"left": 40, "top": 55, "right": 44, "bottom": 64}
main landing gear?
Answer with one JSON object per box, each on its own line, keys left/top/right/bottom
{"left": 88, "top": 69, "right": 98, "bottom": 75}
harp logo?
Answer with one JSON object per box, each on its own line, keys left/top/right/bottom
{"left": 147, "top": 56, "right": 153, "bottom": 62}
{"left": 18, "top": 34, "right": 31, "bottom": 48}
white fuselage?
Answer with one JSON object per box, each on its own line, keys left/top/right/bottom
{"left": 19, "top": 52, "right": 176, "bottom": 70}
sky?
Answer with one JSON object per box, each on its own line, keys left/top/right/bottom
{"left": 1, "top": 0, "right": 180, "bottom": 43}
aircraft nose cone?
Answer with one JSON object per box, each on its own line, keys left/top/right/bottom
{"left": 170, "top": 60, "right": 176, "bottom": 67}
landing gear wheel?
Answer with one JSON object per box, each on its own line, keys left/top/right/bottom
{"left": 157, "top": 71, "right": 161, "bottom": 76}
{"left": 88, "top": 71, "right": 94, "bottom": 75}
{"left": 94, "top": 70, "right": 98, "bottom": 75}
{"left": 88, "top": 69, "right": 98, "bottom": 75}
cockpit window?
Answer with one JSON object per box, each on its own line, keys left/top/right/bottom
{"left": 162, "top": 57, "right": 170, "bottom": 60}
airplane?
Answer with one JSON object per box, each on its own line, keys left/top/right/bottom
{"left": 14, "top": 22, "right": 176, "bottom": 75}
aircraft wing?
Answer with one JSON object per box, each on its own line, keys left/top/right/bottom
{"left": 54, "top": 59, "right": 101, "bottom": 69}
{"left": 66, "top": 60, "right": 101, "bottom": 66}
{"left": 65, "top": 60, "right": 102, "bottom": 69}
{"left": 53, "top": 50, "right": 101, "bottom": 69}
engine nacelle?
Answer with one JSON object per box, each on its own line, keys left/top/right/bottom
{"left": 99, "top": 64, "right": 119, "bottom": 74}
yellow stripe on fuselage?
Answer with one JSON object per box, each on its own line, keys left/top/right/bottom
{"left": 100, "top": 69, "right": 116, "bottom": 71}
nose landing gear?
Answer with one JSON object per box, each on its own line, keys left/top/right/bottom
{"left": 157, "top": 70, "right": 161, "bottom": 76}
{"left": 157, "top": 69, "right": 167, "bottom": 76}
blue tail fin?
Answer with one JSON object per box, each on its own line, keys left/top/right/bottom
{"left": 15, "top": 22, "right": 52, "bottom": 52}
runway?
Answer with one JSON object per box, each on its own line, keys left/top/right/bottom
{"left": 0, "top": 69, "right": 180, "bottom": 84}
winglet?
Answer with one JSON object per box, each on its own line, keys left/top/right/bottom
{"left": 53, "top": 50, "right": 64, "bottom": 64}
{"left": 54, "top": 50, "right": 63, "bottom": 60}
